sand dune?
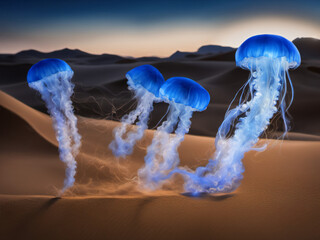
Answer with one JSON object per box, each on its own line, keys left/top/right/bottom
{"left": 1, "top": 90, "right": 320, "bottom": 239}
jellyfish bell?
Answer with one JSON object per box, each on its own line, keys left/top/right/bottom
{"left": 236, "top": 34, "right": 301, "bottom": 69}
{"left": 109, "top": 64, "right": 165, "bottom": 158}
{"left": 27, "top": 58, "right": 73, "bottom": 83}
{"left": 27, "top": 59, "right": 76, "bottom": 126}
{"left": 27, "top": 58, "right": 81, "bottom": 194}
{"left": 138, "top": 77, "right": 210, "bottom": 190}
{"left": 159, "top": 77, "right": 210, "bottom": 111}
{"left": 126, "top": 64, "right": 165, "bottom": 98}
{"left": 177, "top": 34, "right": 301, "bottom": 195}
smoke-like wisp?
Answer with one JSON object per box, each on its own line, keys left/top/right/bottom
{"left": 29, "top": 71, "right": 81, "bottom": 194}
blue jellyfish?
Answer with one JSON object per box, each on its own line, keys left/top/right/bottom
{"left": 27, "top": 58, "right": 81, "bottom": 194}
{"left": 138, "top": 77, "right": 210, "bottom": 190}
{"left": 109, "top": 65, "right": 165, "bottom": 158}
{"left": 176, "top": 34, "right": 301, "bottom": 194}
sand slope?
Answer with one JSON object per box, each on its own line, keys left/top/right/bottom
{"left": 1, "top": 90, "right": 320, "bottom": 239}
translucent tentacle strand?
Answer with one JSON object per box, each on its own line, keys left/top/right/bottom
{"left": 178, "top": 57, "right": 288, "bottom": 194}
{"left": 138, "top": 104, "right": 181, "bottom": 189}
{"left": 109, "top": 88, "right": 156, "bottom": 157}
{"left": 29, "top": 71, "right": 79, "bottom": 193}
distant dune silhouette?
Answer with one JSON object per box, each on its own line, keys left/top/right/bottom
{"left": 0, "top": 38, "right": 319, "bottom": 137}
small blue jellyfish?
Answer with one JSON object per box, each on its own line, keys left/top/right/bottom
{"left": 109, "top": 65, "right": 165, "bottom": 158}
{"left": 27, "top": 58, "right": 81, "bottom": 194}
{"left": 177, "top": 34, "right": 301, "bottom": 194}
{"left": 138, "top": 77, "right": 210, "bottom": 190}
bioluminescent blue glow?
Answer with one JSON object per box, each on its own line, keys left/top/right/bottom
{"left": 138, "top": 77, "right": 210, "bottom": 190}
{"left": 109, "top": 65, "right": 165, "bottom": 158}
{"left": 27, "top": 58, "right": 81, "bottom": 194}
{"left": 174, "top": 34, "right": 300, "bottom": 194}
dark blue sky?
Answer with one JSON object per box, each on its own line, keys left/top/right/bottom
{"left": 1, "top": 0, "right": 319, "bottom": 23}
{"left": 1, "top": 0, "right": 319, "bottom": 56}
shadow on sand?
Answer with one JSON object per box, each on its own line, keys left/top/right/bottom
{"left": 181, "top": 192, "right": 235, "bottom": 201}
{"left": 13, "top": 197, "right": 60, "bottom": 239}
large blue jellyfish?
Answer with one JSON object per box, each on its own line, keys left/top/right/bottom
{"left": 109, "top": 65, "right": 165, "bottom": 158}
{"left": 27, "top": 58, "right": 81, "bottom": 194}
{"left": 176, "top": 34, "right": 301, "bottom": 194}
{"left": 138, "top": 77, "right": 210, "bottom": 190}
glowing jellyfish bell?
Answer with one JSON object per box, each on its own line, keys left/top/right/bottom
{"left": 138, "top": 77, "right": 210, "bottom": 190}
{"left": 28, "top": 58, "right": 73, "bottom": 84}
{"left": 177, "top": 34, "right": 301, "bottom": 195}
{"left": 109, "top": 65, "right": 165, "bottom": 158}
{"left": 27, "top": 58, "right": 81, "bottom": 194}
{"left": 236, "top": 34, "right": 301, "bottom": 69}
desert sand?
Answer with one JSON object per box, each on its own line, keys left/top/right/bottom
{"left": 0, "top": 39, "right": 320, "bottom": 239}
{"left": 1, "top": 89, "right": 320, "bottom": 240}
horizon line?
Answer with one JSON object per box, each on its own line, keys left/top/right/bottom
{"left": 0, "top": 36, "right": 317, "bottom": 58}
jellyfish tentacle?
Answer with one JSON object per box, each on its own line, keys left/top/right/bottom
{"left": 109, "top": 88, "right": 155, "bottom": 157}
{"left": 138, "top": 77, "right": 210, "bottom": 191}
{"left": 44, "top": 72, "right": 81, "bottom": 156}
{"left": 138, "top": 104, "right": 182, "bottom": 190}
{"left": 216, "top": 103, "right": 250, "bottom": 141}
{"left": 278, "top": 70, "right": 294, "bottom": 139}
{"left": 217, "top": 75, "right": 254, "bottom": 142}
{"left": 29, "top": 76, "right": 77, "bottom": 193}
{"left": 180, "top": 57, "right": 285, "bottom": 194}
{"left": 163, "top": 105, "right": 193, "bottom": 170}
{"left": 59, "top": 72, "right": 82, "bottom": 155}
{"left": 286, "top": 71, "right": 294, "bottom": 111}
{"left": 152, "top": 104, "right": 194, "bottom": 184}
{"left": 205, "top": 58, "right": 282, "bottom": 190}
{"left": 126, "top": 91, "right": 155, "bottom": 141}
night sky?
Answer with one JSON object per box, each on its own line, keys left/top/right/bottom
{"left": 1, "top": 0, "right": 319, "bottom": 56}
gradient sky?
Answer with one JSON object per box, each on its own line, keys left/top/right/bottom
{"left": 1, "top": 0, "right": 319, "bottom": 57}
